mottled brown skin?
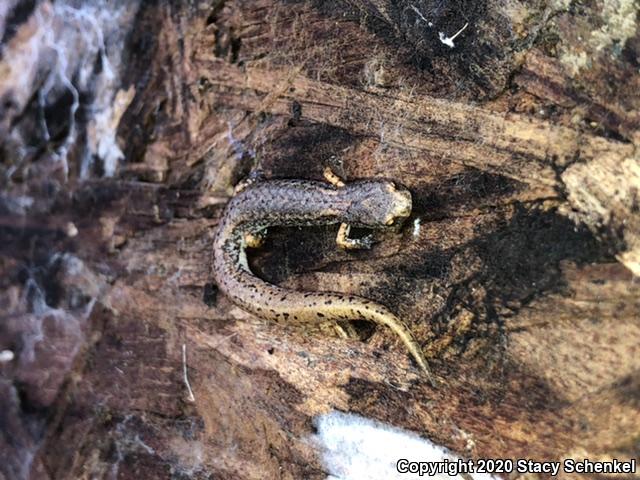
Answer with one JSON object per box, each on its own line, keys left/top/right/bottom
{"left": 213, "top": 178, "right": 433, "bottom": 381}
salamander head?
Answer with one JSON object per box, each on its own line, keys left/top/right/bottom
{"left": 344, "top": 180, "right": 412, "bottom": 228}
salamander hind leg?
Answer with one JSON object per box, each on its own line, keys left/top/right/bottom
{"left": 244, "top": 229, "right": 267, "bottom": 248}
{"left": 336, "top": 223, "right": 374, "bottom": 250}
{"left": 323, "top": 166, "right": 345, "bottom": 188}
{"left": 334, "top": 321, "right": 360, "bottom": 339}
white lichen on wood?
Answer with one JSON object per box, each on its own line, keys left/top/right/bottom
{"left": 562, "top": 151, "right": 640, "bottom": 276}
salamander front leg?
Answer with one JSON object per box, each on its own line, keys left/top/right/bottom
{"left": 323, "top": 166, "right": 345, "bottom": 188}
{"left": 336, "top": 223, "right": 374, "bottom": 250}
{"left": 234, "top": 170, "right": 266, "bottom": 194}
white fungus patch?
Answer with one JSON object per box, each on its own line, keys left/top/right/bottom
{"left": 410, "top": 5, "right": 433, "bottom": 27}
{"left": 227, "top": 122, "right": 257, "bottom": 161}
{"left": 412, "top": 217, "right": 422, "bottom": 238}
{"left": 0, "top": 1, "right": 138, "bottom": 181}
{"left": 18, "top": 254, "right": 98, "bottom": 363}
{"left": 408, "top": 5, "right": 469, "bottom": 48}
{"left": 311, "top": 411, "right": 498, "bottom": 480}
{"left": 438, "top": 22, "right": 469, "bottom": 49}
{"left": 48, "top": 1, "right": 136, "bottom": 179}
{"left": 109, "top": 415, "right": 157, "bottom": 480}
{"left": 559, "top": 0, "right": 638, "bottom": 76}
{"left": 0, "top": 350, "right": 15, "bottom": 363}
{"left": 0, "top": 194, "right": 35, "bottom": 215}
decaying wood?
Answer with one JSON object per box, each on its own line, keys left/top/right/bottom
{"left": 1, "top": 1, "right": 639, "bottom": 479}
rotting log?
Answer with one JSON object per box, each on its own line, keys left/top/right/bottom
{"left": 0, "top": 1, "right": 639, "bottom": 479}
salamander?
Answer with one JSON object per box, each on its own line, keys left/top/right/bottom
{"left": 212, "top": 174, "right": 433, "bottom": 382}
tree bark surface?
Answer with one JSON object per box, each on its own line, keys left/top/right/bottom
{"left": 0, "top": 1, "right": 639, "bottom": 479}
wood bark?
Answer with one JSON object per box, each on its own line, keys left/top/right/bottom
{"left": 1, "top": 1, "right": 639, "bottom": 479}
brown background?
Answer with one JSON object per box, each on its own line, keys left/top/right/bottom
{"left": 0, "top": 1, "right": 639, "bottom": 478}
